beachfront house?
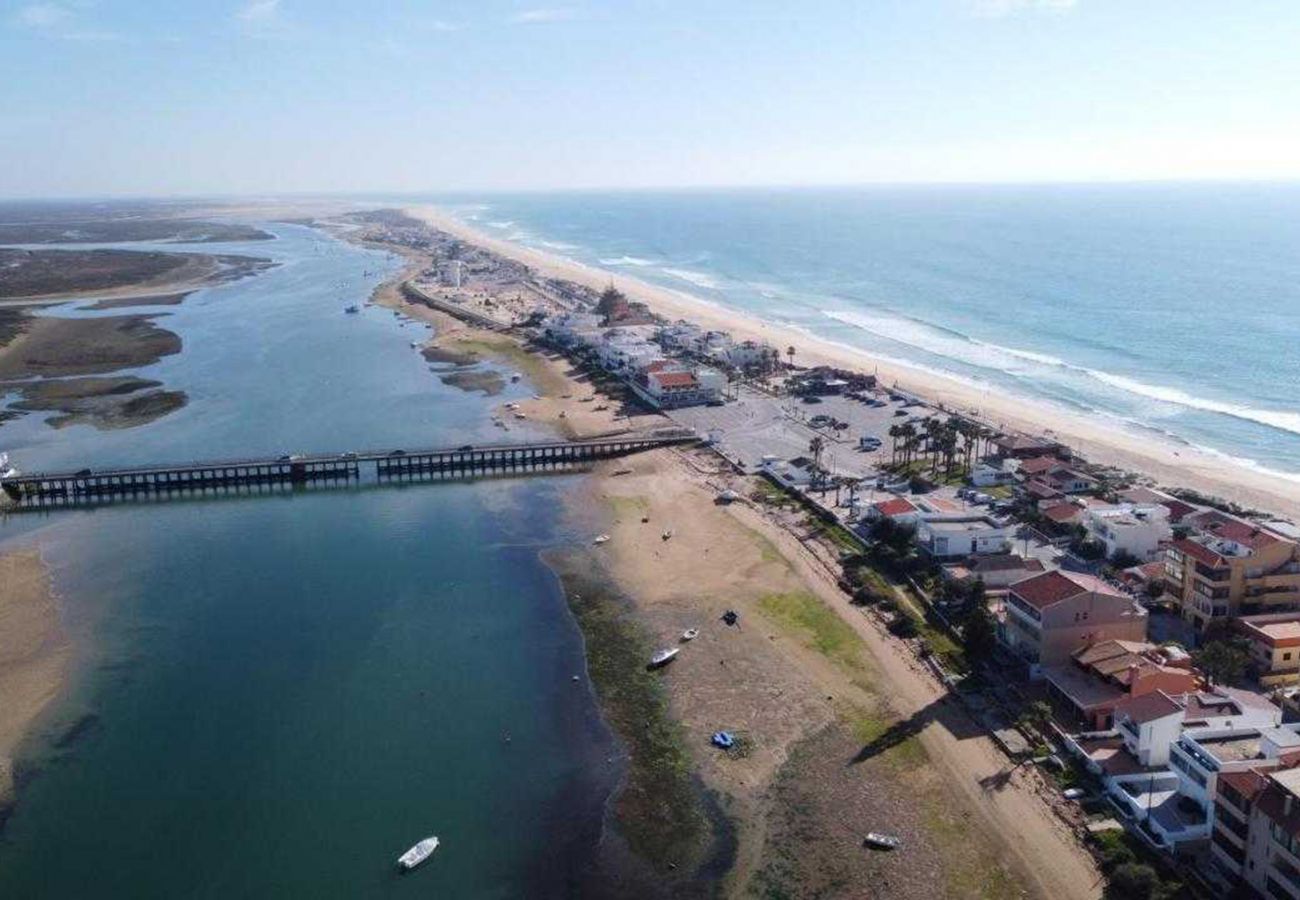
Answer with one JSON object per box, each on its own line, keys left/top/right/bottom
{"left": 914, "top": 514, "right": 1014, "bottom": 560}
{"left": 999, "top": 570, "right": 1148, "bottom": 678}
{"left": 1163, "top": 511, "right": 1300, "bottom": 632}
{"left": 1044, "top": 640, "right": 1197, "bottom": 730}
{"left": 628, "top": 360, "right": 725, "bottom": 410}
{"left": 1082, "top": 502, "right": 1173, "bottom": 563}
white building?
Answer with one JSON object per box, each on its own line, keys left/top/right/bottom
{"left": 595, "top": 330, "right": 661, "bottom": 373}
{"left": 628, "top": 360, "right": 723, "bottom": 409}
{"left": 545, "top": 312, "right": 603, "bottom": 348}
{"left": 1083, "top": 503, "right": 1172, "bottom": 562}
{"left": 722, "top": 339, "right": 777, "bottom": 370}
{"left": 915, "top": 515, "right": 1015, "bottom": 559}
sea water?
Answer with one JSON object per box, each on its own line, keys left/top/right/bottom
{"left": 0, "top": 224, "right": 616, "bottom": 897}
{"left": 429, "top": 183, "right": 1300, "bottom": 479}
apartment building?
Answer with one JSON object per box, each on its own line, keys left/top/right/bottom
{"left": 1083, "top": 502, "right": 1172, "bottom": 563}
{"left": 999, "top": 570, "right": 1148, "bottom": 678}
{"left": 1237, "top": 613, "right": 1300, "bottom": 687}
{"left": 1211, "top": 767, "right": 1300, "bottom": 898}
{"left": 1163, "top": 511, "right": 1300, "bottom": 632}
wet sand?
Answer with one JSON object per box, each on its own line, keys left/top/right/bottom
{"left": 0, "top": 549, "right": 70, "bottom": 829}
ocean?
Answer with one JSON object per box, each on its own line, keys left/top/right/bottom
{"left": 429, "top": 183, "right": 1300, "bottom": 480}
{"left": 0, "top": 224, "right": 618, "bottom": 897}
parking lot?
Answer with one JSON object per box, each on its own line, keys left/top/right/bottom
{"left": 667, "top": 386, "right": 935, "bottom": 480}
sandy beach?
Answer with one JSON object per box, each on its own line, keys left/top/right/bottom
{"left": 0, "top": 548, "right": 70, "bottom": 825}
{"left": 352, "top": 233, "right": 1101, "bottom": 897}
{"left": 408, "top": 204, "right": 1300, "bottom": 522}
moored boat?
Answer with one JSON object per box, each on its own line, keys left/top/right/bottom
{"left": 397, "top": 835, "right": 440, "bottom": 871}
{"left": 648, "top": 647, "right": 679, "bottom": 668}
{"left": 593, "top": 534, "right": 611, "bottom": 545}
{"left": 863, "top": 832, "right": 901, "bottom": 850}
{"left": 681, "top": 628, "right": 699, "bottom": 642}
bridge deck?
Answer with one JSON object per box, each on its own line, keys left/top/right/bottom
{"left": 0, "top": 431, "right": 697, "bottom": 511}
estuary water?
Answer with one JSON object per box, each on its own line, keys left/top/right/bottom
{"left": 431, "top": 183, "right": 1300, "bottom": 479}
{"left": 0, "top": 225, "right": 617, "bottom": 897}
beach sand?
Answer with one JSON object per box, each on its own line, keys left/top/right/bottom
{"left": 408, "top": 204, "right": 1300, "bottom": 522}
{"left": 0, "top": 548, "right": 70, "bottom": 825}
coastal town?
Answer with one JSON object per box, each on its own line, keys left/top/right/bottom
{"left": 352, "top": 208, "right": 1300, "bottom": 900}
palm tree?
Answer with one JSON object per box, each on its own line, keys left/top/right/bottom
{"left": 786, "top": 345, "right": 796, "bottom": 369}
{"left": 888, "top": 423, "right": 904, "bottom": 466}
{"left": 809, "top": 435, "right": 826, "bottom": 472}
{"left": 898, "top": 422, "right": 917, "bottom": 468}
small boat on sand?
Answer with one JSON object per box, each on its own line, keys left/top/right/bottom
{"left": 863, "top": 832, "right": 901, "bottom": 851}
{"left": 716, "top": 489, "right": 740, "bottom": 503}
{"left": 681, "top": 628, "right": 699, "bottom": 642}
{"left": 661, "top": 529, "right": 674, "bottom": 541}
{"left": 648, "top": 647, "right": 679, "bottom": 668}
{"left": 593, "top": 534, "right": 611, "bottom": 545}
{"left": 397, "top": 835, "right": 440, "bottom": 871}
{"left": 711, "top": 731, "right": 735, "bottom": 749}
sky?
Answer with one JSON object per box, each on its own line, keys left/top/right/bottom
{"left": 3, "top": 0, "right": 1300, "bottom": 197}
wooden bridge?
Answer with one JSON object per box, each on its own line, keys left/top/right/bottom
{"left": 0, "top": 431, "right": 695, "bottom": 512}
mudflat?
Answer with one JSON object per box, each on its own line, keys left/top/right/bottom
{"left": 2, "top": 376, "right": 186, "bottom": 430}
{"left": 0, "top": 249, "right": 274, "bottom": 302}
{"left": 0, "top": 549, "right": 70, "bottom": 827}
{"left": 0, "top": 312, "right": 180, "bottom": 379}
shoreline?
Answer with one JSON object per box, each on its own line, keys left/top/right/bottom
{"left": 345, "top": 220, "right": 1099, "bottom": 897}
{"left": 407, "top": 203, "right": 1300, "bottom": 522}
{"left": 0, "top": 547, "right": 70, "bottom": 830}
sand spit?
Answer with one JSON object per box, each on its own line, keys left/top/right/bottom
{"left": 0, "top": 549, "right": 70, "bottom": 828}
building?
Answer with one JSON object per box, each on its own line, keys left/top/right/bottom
{"left": 1033, "top": 468, "right": 1100, "bottom": 495}
{"left": 722, "top": 339, "right": 778, "bottom": 371}
{"left": 942, "top": 554, "right": 1046, "bottom": 592}
{"left": 1000, "top": 570, "right": 1148, "bottom": 677}
{"left": 994, "top": 433, "right": 1067, "bottom": 459}
{"left": 1082, "top": 503, "right": 1173, "bottom": 562}
{"left": 1237, "top": 613, "right": 1300, "bottom": 687}
{"left": 1211, "top": 765, "right": 1300, "bottom": 896}
{"left": 1045, "top": 640, "right": 1198, "bottom": 729}
{"left": 915, "top": 515, "right": 1015, "bottom": 560}
{"left": 1163, "top": 512, "right": 1300, "bottom": 632}
{"left": 865, "top": 496, "right": 920, "bottom": 526}
{"left": 971, "top": 462, "right": 1017, "bottom": 487}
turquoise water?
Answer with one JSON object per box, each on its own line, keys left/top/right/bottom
{"left": 0, "top": 225, "right": 617, "bottom": 897}
{"left": 428, "top": 183, "right": 1300, "bottom": 479}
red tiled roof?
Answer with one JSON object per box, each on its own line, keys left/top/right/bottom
{"left": 1027, "top": 480, "right": 1064, "bottom": 499}
{"left": 1188, "top": 511, "right": 1283, "bottom": 550}
{"left": 652, "top": 372, "right": 697, "bottom": 388}
{"left": 1218, "top": 768, "right": 1271, "bottom": 804}
{"left": 1019, "top": 456, "right": 1061, "bottom": 476}
{"left": 1171, "top": 538, "right": 1225, "bottom": 568}
{"left": 1042, "top": 503, "right": 1081, "bottom": 523}
{"left": 1010, "top": 571, "right": 1090, "bottom": 609}
{"left": 1113, "top": 690, "right": 1183, "bottom": 725}
{"left": 874, "top": 498, "right": 917, "bottom": 517}
{"left": 1161, "top": 499, "right": 1198, "bottom": 523}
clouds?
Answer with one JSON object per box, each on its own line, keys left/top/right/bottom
{"left": 236, "top": 0, "right": 280, "bottom": 22}
{"left": 971, "top": 0, "right": 1077, "bottom": 17}
{"left": 13, "top": 3, "right": 72, "bottom": 28}
{"left": 509, "top": 8, "right": 574, "bottom": 25}
{"left": 10, "top": 2, "right": 122, "bottom": 41}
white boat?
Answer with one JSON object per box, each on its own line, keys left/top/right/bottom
{"left": 863, "top": 832, "right": 901, "bottom": 850}
{"left": 593, "top": 534, "right": 611, "bottom": 545}
{"left": 717, "top": 489, "right": 740, "bottom": 503}
{"left": 681, "top": 629, "right": 699, "bottom": 642}
{"left": 649, "top": 647, "right": 679, "bottom": 668}
{"left": 397, "top": 835, "right": 440, "bottom": 871}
